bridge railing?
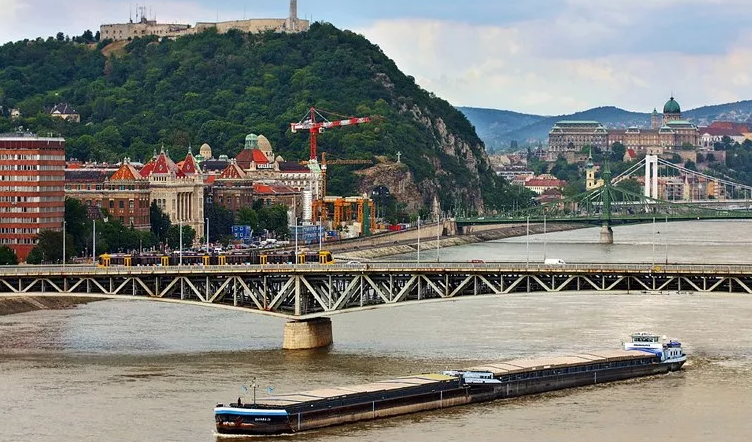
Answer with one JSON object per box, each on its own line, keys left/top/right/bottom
{"left": 1, "top": 262, "right": 751, "bottom": 276}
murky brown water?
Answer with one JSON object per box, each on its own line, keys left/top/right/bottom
{"left": 1, "top": 221, "right": 752, "bottom": 441}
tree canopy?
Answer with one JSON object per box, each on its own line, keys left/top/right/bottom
{"left": 0, "top": 24, "right": 529, "bottom": 213}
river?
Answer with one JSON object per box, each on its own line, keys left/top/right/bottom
{"left": 1, "top": 220, "right": 751, "bottom": 441}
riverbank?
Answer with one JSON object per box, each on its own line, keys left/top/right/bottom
{"left": 0, "top": 296, "right": 99, "bottom": 316}
{"left": 335, "top": 223, "right": 587, "bottom": 260}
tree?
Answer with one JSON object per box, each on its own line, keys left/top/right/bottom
{"left": 205, "top": 202, "right": 234, "bottom": 242}
{"left": 610, "top": 142, "right": 626, "bottom": 162}
{"left": 65, "top": 198, "right": 89, "bottom": 255}
{"left": 615, "top": 179, "right": 642, "bottom": 197}
{"left": 166, "top": 224, "right": 196, "bottom": 249}
{"left": 150, "top": 202, "right": 171, "bottom": 243}
{"left": 26, "top": 230, "right": 74, "bottom": 264}
{"left": 0, "top": 246, "right": 18, "bottom": 265}
{"left": 236, "top": 207, "right": 260, "bottom": 230}
{"left": 684, "top": 160, "right": 697, "bottom": 171}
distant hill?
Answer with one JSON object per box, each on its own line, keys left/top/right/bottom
{"left": 460, "top": 101, "right": 752, "bottom": 151}
{"left": 457, "top": 107, "right": 544, "bottom": 150}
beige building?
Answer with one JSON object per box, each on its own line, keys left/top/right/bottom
{"left": 548, "top": 96, "right": 699, "bottom": 161}
{"left": 101, "top": 1, "right": 309, "bottom": 41}
{"left": 140, "top": 148, "right": 205, "bottom": 239}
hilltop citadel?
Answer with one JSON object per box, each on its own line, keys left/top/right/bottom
{"left": 100, "top": 0, "right": 309, "bottom": 41}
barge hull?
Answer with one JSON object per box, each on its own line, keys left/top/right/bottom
{"left": 287, "top": 363, "right": 671, "bottom": 433}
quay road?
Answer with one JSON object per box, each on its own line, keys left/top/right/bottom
{"left": 0, "top": 262, "right": 751, "bottom": 319}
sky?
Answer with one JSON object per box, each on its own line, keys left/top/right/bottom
{"left": 2, "top": 0, "right": 752, "bottom": 115}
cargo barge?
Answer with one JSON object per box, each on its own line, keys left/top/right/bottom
{"left": 215, "top": 333, "right": 686, "bottom": 435}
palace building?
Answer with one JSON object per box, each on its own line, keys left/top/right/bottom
{"left": 548, "top": 96, "right": 700, "bottom": 160}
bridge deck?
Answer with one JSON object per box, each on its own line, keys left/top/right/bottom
{"left": 1, "top": 263, "right": 749, "bottom": 319}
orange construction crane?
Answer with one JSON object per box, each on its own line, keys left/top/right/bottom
{"left": 290, "top": 107, "right": 370, "bottom": 161}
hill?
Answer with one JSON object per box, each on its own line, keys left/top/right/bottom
{"left": 461, "top": 101, "right": 752, "bottom": 151}
{"left": 0, "top": 24, "right": 524, "bottom": 214}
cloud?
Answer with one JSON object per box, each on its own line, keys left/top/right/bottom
{"left": 0, "top": 0, "right": 226, "bottom": 44}
{"left": 355, "top": 2, "right": 752, "bottom": 115}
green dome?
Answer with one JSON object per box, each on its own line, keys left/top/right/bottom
{"left": 663, "top": 97, "right": 681, "bottom": 114}
{"left": 244, "top": 134, "right": 259, "bottom": 150}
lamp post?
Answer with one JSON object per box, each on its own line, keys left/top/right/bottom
{"left": 62, "top": 220, "right": 66, "bottom": 267}
{"left": 436, "top": 215, "right": 441, "bottom": 263}
{"left": 651, "top": 217, "right": 656, "bottom": 268}
{"left": 525, "top": 215, "right": 530, "bottom": 267}
{"left": 543, "top": 214, "right": 547, "bottom": 262}
{"left": 294, "top": 217, "right": 298, "bottom": 264}
{"left": 179, "top": 220, "right": 183, "bottom": 266}
{"left": 92, "top": 219, "right": 96, "bottom": 265}
{"left": 664, "top": 215, "right": 669, "bottom": 264}
{"left": 205, "top": 217, "right": 210, "bottom": 251}
{"left": 417, "top": 216, "right": 420, "bottom": 264}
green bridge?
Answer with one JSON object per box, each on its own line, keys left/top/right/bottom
{"left": 457, "top": 164, "right": 752, "bottom": 243}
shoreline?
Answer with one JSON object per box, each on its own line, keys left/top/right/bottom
{"left": 0, "top": 296, "right": 100, "bottom": 316}
{"left": 334, "top": 223, "right": 588, "bottom": 260}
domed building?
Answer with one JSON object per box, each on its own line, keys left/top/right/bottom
{"left": 662, "top": 96, "right": 682, "bottom": 123}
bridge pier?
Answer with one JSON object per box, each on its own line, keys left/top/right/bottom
{"left": 599, "top": 225, "right": 614, "bottom": 244}
{"left": 282, "top": 318, "right": 333, "bottom": 350}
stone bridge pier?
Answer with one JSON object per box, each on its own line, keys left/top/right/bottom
{"left": 282, "top": 317, "right": 333, "bottom": 350}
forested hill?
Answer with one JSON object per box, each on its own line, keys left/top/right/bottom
{"left": 0, "top": 23, "right": 517, "bottom": 213}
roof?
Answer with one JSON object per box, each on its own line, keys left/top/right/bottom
{"left": 218, "top": 162, "right": 246, "bottom": 179}
{"left": 554, "top": 120, "right": 602, "bottom": 125}
{"left": 525, "top": 178, "right": 565, "bottom": 187}
{"left": 663, "top": 96, "right": 681, "bottom": 114}
{"left": 110, "top": 162, "right": 144, "bottom": 181}
{"left": 65, "top": 169, "right": 113, "bottom": 182}
{"left": 180, "top": 152, "right": 199, "bottom": 175}
{"left": 700, "top": 127, "right": 743, "bottom": 137}
{"left": 50, "top": 103, "right": 78, "bottom": 115}
{"left": 665, "top": 120, "right": 696, "bottom": 127}
{"left": 253, "top": 183, "right": 299, "bottom": 195}
{"left": 235, "top": 148, "right": 255, "bottom": 169}
{"left": 278, "top": 161, "right": 310, "bottom": 172}
{"left": 199, "top": 159, "right": 228, "bottom": 172}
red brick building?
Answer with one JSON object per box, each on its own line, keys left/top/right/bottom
{"left": 0, "top": 131, "right": 66, "bottom": 261}
{"left": 65, "top": 159, "right": 151, "bottom": 229}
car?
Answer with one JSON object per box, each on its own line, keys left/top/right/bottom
{"left": 470, "top": 259, "right": 485, "bottom": 263}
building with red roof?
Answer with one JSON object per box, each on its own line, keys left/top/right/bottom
{"left": 66, "top": 158, "right": 151, "bottom": 229}
{"left": 139, "top": 147, "right": 205, "bottom": 238}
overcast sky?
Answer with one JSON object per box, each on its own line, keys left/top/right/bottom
{"left": 1, "top": 0, "right": 751, "bottom": 115}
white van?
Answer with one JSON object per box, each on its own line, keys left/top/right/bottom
{"left": 544, "top": 258, "right": 566, "bottom": 265}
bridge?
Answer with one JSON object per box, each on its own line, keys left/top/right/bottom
{"left": 458, "top": 157, "right": 752, "bottom": 243}
{"left": 3, "top": 263, "right": 752, "bottom": 349}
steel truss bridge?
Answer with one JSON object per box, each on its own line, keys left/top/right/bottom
{"left": 2, "top": 263, "right": 752, "bottom": 319}
{"left": 457, "top": 161, "right": 752, "bottom": 235}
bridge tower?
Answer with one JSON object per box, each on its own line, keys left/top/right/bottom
{"left": 600, "top": 162, "right": 614, "bottom": 244}
{"left": 645, "top": 154, "right": 659, "bottom": 198}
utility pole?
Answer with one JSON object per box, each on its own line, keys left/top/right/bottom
{"left": 92, "top": 219, "right": 96, "bottom": 265}
{"left": 62, "top": 220, "right": 66, "bottom": 267}
{"left": 205, "top": 217, "right": 210, "bottom": 251}
{"left": 179, "top": 220, "right": 183, "bottom": 266}
{"left": 526, "top": 215, "right": 530, "bottom": 267}
{"left": 417, "top": 216, "right": 420, "bottom": 264}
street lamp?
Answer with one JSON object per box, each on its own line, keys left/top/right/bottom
{"left": 179, "top": 220, "right": 183, "bottom": 266}
{"left": 417, "top": 216, "right": 420, "bottom": 264}
{"left": 205, "top": 217, "right": 210, "bottom": 251}
{"left": 62, "top": 220, "right": 66, "bottom": 267}
{"left": 525, "top": 215, "right": 530, "bottom": 267}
